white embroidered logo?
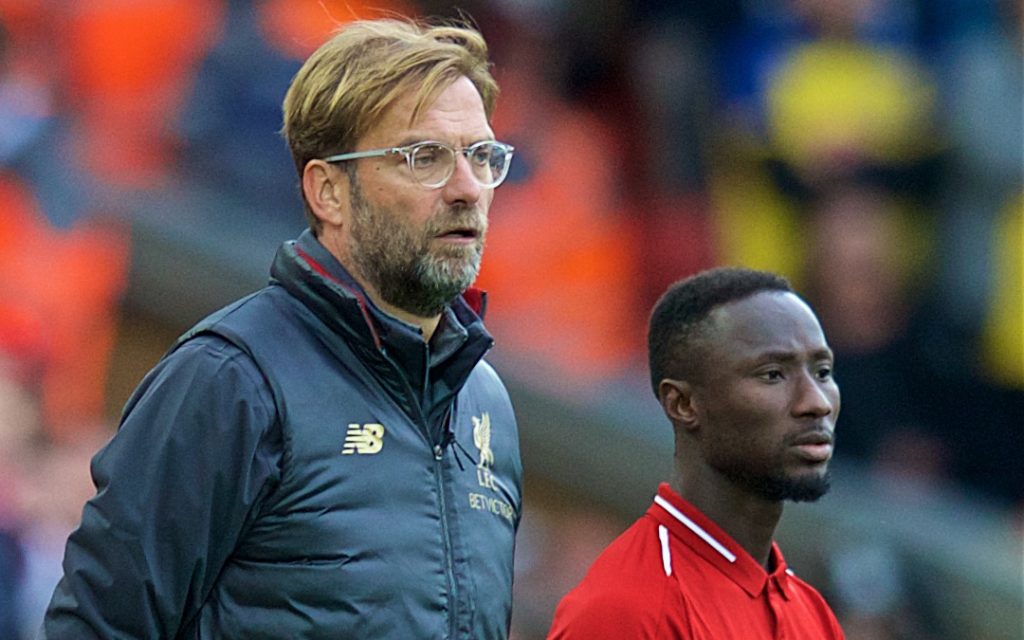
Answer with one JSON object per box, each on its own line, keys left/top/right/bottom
{"left": 342, "top": 423, "right": 385, "bottom": 455}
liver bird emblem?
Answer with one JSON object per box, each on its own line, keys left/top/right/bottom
{"left": 472, "top": 413, "right": 494, "bottom": 467}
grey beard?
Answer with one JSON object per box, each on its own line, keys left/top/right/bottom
{"left": 373, "top": 245, "right": 482, "bottom": 317}
{"left": 347, "top": 167, "right": 483, "bottom": 318}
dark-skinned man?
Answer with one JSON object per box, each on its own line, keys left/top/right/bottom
{"left": 549, "top": 267, "right": 844, "bottom": 639}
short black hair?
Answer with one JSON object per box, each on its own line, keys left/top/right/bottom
{"left": 647, "top": 267, "right": 793, "bottom": 396}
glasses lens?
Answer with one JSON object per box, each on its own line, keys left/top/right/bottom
{"left": 407, "top": 142, "right": 514, "bottom": 188}
{"left": 468, "top": 142, "right": 513, "bottom": 188}
{"left": 409, "top": 143, "right": 455, "bottom": 188}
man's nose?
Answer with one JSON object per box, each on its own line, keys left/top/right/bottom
{"left": 792, "top": 372, "right": 836, "bottom": 419}
{"left": 441, "top": 154, "right": 483, "bottom": 205}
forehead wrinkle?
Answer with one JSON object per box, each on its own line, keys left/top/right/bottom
{"left": 368, "top": 77, "right": 486, "bottom": 133}
{"left": 740, "top": 336, "right": 833, "bottom": 361}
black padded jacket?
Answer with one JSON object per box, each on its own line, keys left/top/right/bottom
{"left": 42, "top": 230, "right": 522, "bottom": 639}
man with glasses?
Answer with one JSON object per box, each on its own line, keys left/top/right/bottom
{"left": 42, "top": 18, "right": 521, "bottom": 639}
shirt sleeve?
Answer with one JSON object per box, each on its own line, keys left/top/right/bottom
{"left": 41, "top": 335, "right": 282, "bottom": 639}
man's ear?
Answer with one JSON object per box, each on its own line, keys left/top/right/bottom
{"left": 658, "top": 378, "right": 699, "bottom": 432}
{"left": 302, "top": 159, "right": 348, "bottom": 228}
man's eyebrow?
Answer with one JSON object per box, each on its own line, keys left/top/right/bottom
{"left": 394, "top": 135, "right": 434, "bottom": 146}
{"left": 751, "top": 348, "right": 835, "bottom": 363}
{"left": 752, "top": 351, "right": 798, "bottom": 364}
{"left": 810, "top": 348, "right": 835, "bottom": 362}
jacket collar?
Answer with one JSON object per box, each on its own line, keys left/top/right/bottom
{"left": 269, "top": 230, "right": 494, "bottom": 420}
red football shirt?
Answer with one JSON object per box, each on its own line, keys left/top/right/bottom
{"left": 548, "top": 484, "right": 844, "bottom": 639}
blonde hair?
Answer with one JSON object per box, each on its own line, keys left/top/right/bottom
{"left": 282, "top": 18, "right": 498, "bottom": 230}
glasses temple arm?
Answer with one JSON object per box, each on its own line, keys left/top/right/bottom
{"left": 322, "top": 148, "right": 398, "bottom": 163}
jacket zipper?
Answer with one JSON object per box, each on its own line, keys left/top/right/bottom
{"left": 381, "top": 348, "right": 460, "bottom": 638}
{"left": 433, "top": 442, "right": 459, "bottom": 639}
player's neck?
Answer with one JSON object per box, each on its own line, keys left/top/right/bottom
{"left": 672, "top": 474, "right": 783, "bottom": 570}
{"left": 714, "top": 504, "right": 780, "bottom": 570}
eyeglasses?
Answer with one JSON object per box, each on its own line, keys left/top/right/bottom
{"left": 322, "top": 140, "right": 515, "bottom": 189}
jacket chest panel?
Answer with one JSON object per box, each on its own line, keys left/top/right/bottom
{"left": 195, "top": 287, "right": 521, "bottom": 637}
{"left": 248, "top": 395, "right": 518, "bottom": 543}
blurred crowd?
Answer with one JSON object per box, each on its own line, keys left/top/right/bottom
{"left": 0, "top": 0, "right": 1020, "bottom": 638}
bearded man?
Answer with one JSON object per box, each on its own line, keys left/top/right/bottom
{"left": 42, "top": 18, "right": 521, "bottom": 640}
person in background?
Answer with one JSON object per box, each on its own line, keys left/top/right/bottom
{"left": 42, "top": 17, "right": 521, "bottom": 639}
{"left": 548, "top": 267, "right": 844, "bottom": 639}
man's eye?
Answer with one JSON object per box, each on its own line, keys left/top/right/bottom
{"left": 469, "top": 147, "right": 492, "bottom": 165}
{"left": 817, "top": 367, "right": 833, "bottom": 380}
{"left": 761, "top": 370, "right": 784, "bottom": 381}
{"left": 412, "top": 147, "right": 441, "bottom": 167}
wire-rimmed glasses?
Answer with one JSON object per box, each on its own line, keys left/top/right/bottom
{"left": 322, "top": 140, "right": 515, "bottom": 189}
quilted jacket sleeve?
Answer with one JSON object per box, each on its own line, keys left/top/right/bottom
{"left": 40, "top": 335, "right": 281, "bottom": 639}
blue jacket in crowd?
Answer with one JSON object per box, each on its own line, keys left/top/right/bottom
{"left": 42, "top": 230, "right": 523, "bottom": 639}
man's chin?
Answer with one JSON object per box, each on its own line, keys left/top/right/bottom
{"left": 430, "top": 242, "right": 483, "bottom": 263}
{"left": 781, "top": 472, "right": 831, "bottom": 503}
{"left": 423, "top": 256, "right": 480, "bottom": 287}
{"left": 730, "top": 469, "right": 832, "bottom": 503}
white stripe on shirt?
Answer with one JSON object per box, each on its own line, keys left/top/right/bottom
{"left": 658, "top": 525, "right": 673, "bottom": 576}
{"left": 654, "top": 495, "right": 737, "bottom": 563}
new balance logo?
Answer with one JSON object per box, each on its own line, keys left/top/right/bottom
{"left": 342, "top": 423, "right": 385, "bottom": 455}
